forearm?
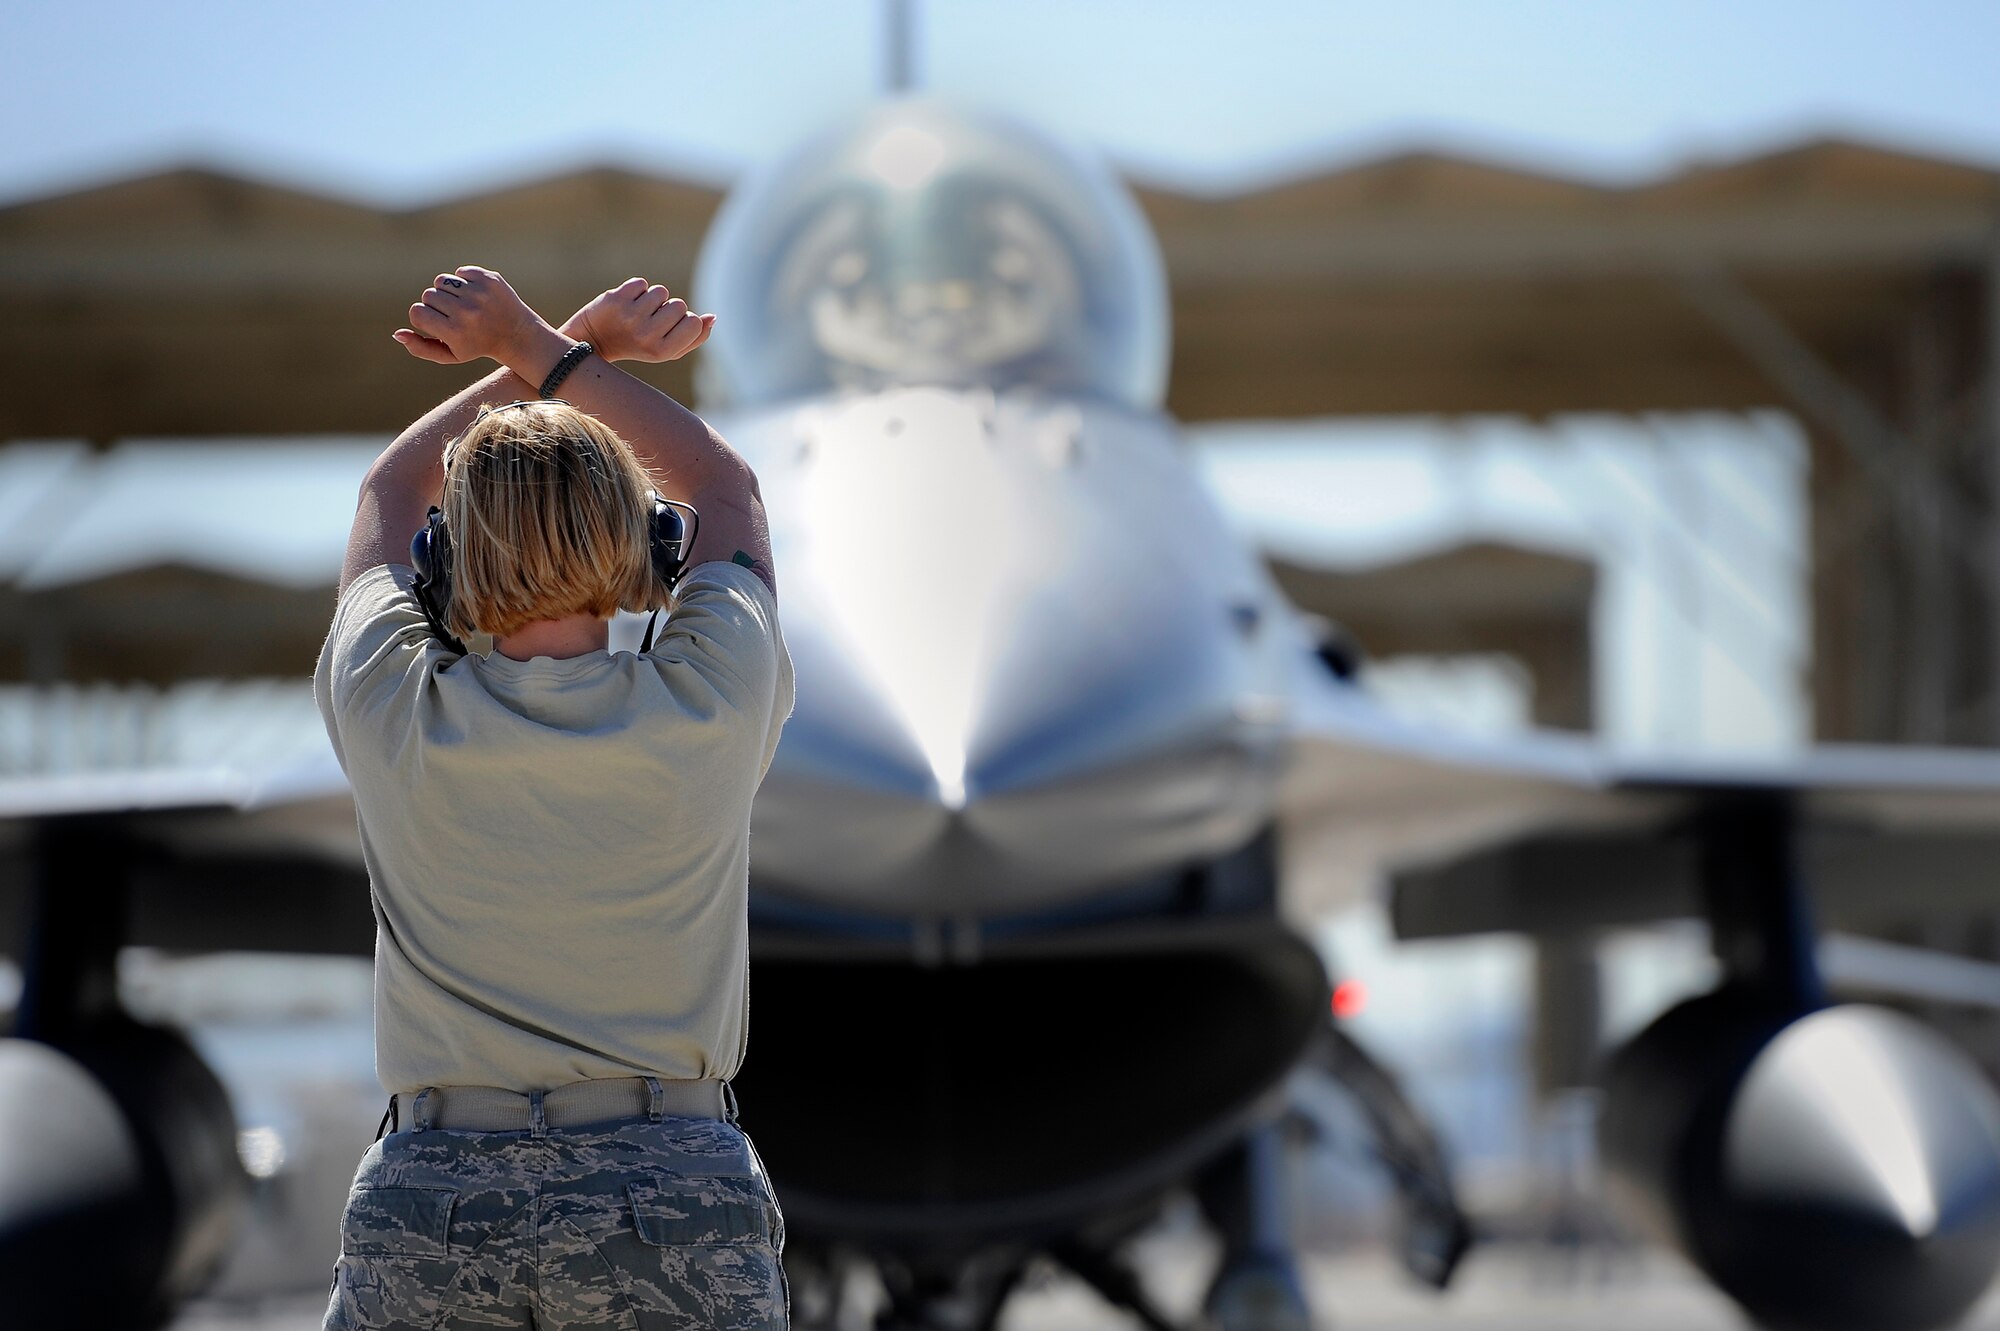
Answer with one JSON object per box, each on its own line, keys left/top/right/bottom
{"left": 340, "top": 364, "right": 540, "bottom": 595}
{"left": 379, "top": 270, "right": 772, "bottom": 587}
{"left": 366, "top": 364, "right": 536, "bottom": 501}
{"left": 544, "top": 322, "right": 738, "bottom": 495}
{"left": 366, "top": 323, "right": 723, "bottom": 504}
{"left": 522, "top": 325, "right": 774, "bottom": 579}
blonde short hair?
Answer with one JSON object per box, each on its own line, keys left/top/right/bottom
{"left": 438, "top": 400, "right": 668, "bottom": 640}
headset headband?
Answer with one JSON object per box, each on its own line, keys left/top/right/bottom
{"left": 408, "top": 491, "right": 698, "bottom": 656}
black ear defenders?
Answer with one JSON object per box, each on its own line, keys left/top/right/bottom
{"left": 408, "top": 504, "right": 464, "bottom": 653}
{"left": 638, "top": 493, "right": 700, "bottom": 651}
{"left": 408, "top": 491, "right": 700, "bottom": 656}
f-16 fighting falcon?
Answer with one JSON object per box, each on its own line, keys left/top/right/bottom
{"left": 2, "top": 97, "right": 2000, "bottom": 1331}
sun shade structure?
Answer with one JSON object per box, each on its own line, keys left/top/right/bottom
{"left": 2, "top": 136, "right": 1997, "bottom": 739}
{"left": 0, "top": 441, "right": 378, "bottom": 684}
{"left": 1, "top": 138, "right": 1992, "bottom": 433}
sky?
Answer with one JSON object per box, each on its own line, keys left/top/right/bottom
{"left": 5, "top": 0, "right": 1998, "bottom": 206}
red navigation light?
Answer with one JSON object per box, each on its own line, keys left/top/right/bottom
{"left": 1331, "top": 979, "right": 1368, "bottom": 1020}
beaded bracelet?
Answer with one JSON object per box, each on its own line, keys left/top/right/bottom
{"left": 539, "top": 341, "right": 595, "bottom": 398}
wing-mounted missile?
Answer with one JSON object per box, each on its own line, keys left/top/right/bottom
{"left": 1603, "top": 991, "right": 2000, "bottom": 1331}
{"left": 1283, "top": 657, "right": 2000, "bottom": 1328}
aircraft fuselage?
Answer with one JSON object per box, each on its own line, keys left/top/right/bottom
{"left": 727, "top": 384, "right": 1294, "bottom": 921}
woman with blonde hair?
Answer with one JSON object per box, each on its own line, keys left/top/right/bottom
{"left": 314, "top": 267, "right": 792, "bottom": 1329}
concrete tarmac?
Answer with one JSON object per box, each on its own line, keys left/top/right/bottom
{"left": 169, "top": 1240, "right": 2000, "bottom": 1330}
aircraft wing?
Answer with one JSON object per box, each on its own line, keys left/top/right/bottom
{"left": 1276, "top": 650, "right": 1655, "bottom": 918}
{"left": 0, "top": 749, "right": 369, "bottom": 958}
{"left": 0, "top": 749, "right": 350, "bottom": 820}
{"left": 1277, "top": 646, "right": 2000, "bottom": 929}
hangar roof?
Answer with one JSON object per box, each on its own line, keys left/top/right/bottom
{"left": 1, "top": 138, "right": 1994, "bottom": 436}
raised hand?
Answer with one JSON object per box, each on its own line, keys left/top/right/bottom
{"left": 562, "top": 278, "right": 716, "bottom": 364}
{"left": 394, "top": 266, "right": 551, "bottom": 367}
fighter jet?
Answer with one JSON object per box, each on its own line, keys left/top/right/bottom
{"left": 689, "top": 98, "right": 2000, "bottom": 1331}
{"left": 5, "top": 97, "right": 2000, "bottom": 1331}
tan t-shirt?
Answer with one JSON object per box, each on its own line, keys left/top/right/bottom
{"left": 313, "top": 560, "right": 794, "bottom": 1094}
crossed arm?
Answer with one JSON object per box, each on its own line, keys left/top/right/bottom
{"left": 341, "top": 269, "right": 775, "bottom": 601}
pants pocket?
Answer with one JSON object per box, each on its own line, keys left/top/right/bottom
{"left": 342, "top": 1186, "right": 457, "bottom": 1256}
{"left": 324, "top": 1253, "right": 462, "bottom": 1331}
{"left": 323, "top": 1185, "right": 461, "bottom": 1329}
{"left": 628, "top": 1175, "right": 773, "bottom": 1247}
{"left": 612, "top": 1176, "right": 787, "bottom": 1331}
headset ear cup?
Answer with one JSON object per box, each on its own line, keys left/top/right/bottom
{"left": 646, "top": 492, "right": 697, "bottom": 594}
{"left": 409, "top": 507, "right": 465, "bottom": 654}
{"left": 409, "top": 511, "right": 436, "bottom": 582}
{"left": 647, "top": 497, "right": 674, "bottom": 587}
{"left": 413, "top": 507, "right": 455, "bottom": 606}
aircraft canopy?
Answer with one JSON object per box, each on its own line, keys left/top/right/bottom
{"left": 693, "top": 100, "right": 1171, "bottom": 412}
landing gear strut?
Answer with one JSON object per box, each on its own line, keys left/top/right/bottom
{"left": 1194, "top": 1121, "right": 1314, "bottom": 1331}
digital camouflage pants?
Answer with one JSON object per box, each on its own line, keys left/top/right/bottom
{"left": 323, "top": 1113, "right": 789, "bottom": 1330}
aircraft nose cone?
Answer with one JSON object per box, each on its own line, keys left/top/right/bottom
{"left": 1716, "top": 1006, "right": 2000, "bottom": 1331}
{"left": 747, "top": 388, "right": 1282, "bottom": 914}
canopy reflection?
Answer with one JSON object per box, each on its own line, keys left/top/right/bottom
{"left": 694, "top": 99, "right": 1170, "bottom": 412}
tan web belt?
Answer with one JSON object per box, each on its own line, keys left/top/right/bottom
{"left": 389, "top": 1076, "right": 736, "bottom": 1134}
